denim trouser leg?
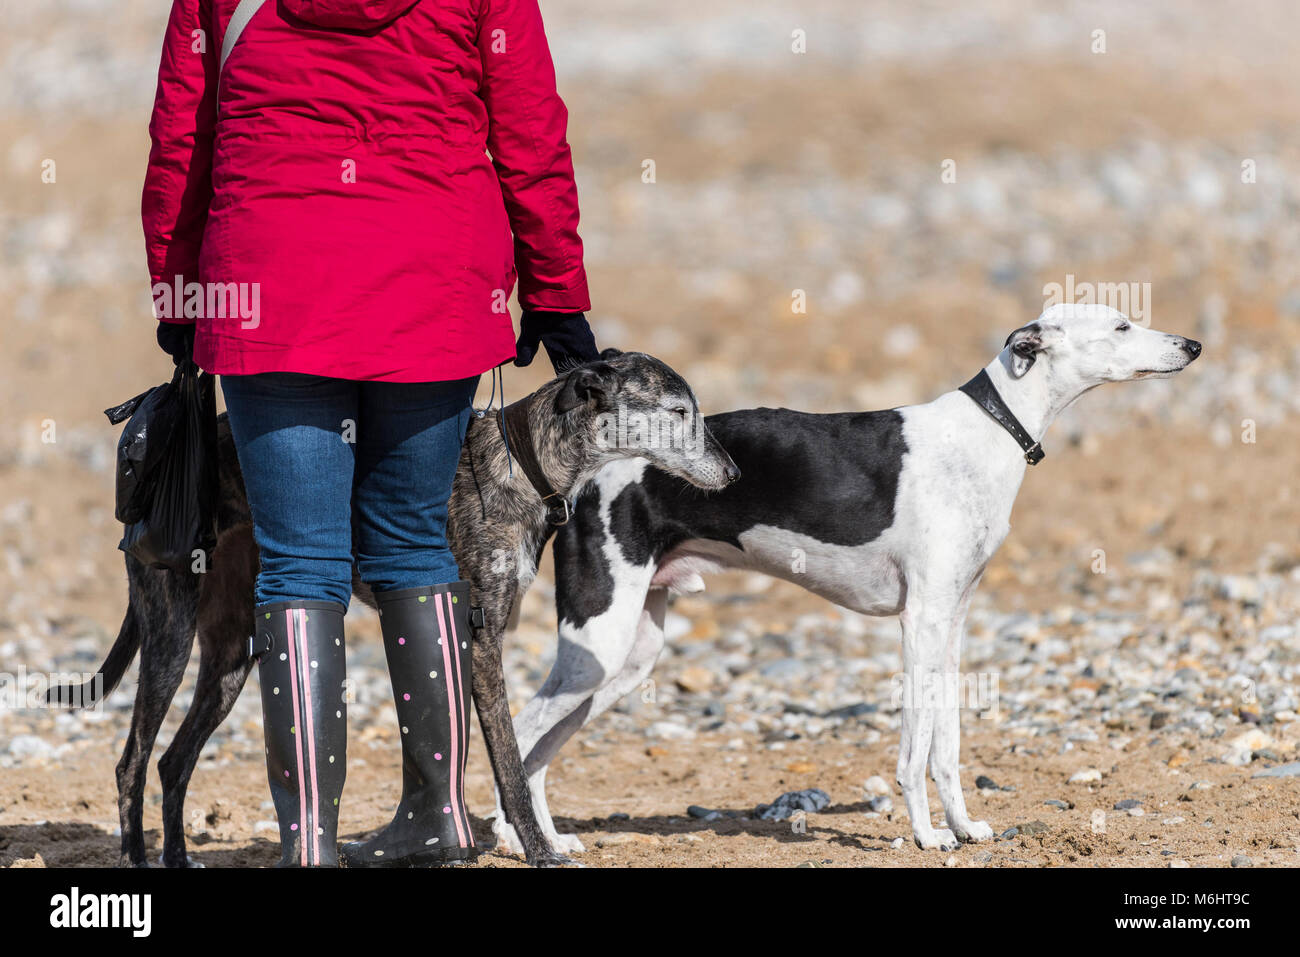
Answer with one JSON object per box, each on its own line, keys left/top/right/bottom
{"left": 221, "top": 373, "right": 479, "bottom": 606}
{"left": 351, "top": 379, "right": 477, "bottom": 592}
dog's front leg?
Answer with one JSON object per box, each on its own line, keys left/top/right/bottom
{"left": 927, "top": 588, "right": 993, "bottom": 843}
{"left": 896, "top": 598, "right": 958, "bottom": 852}
{"left": 470, "top": 613, "right": 570, "bottom": 868}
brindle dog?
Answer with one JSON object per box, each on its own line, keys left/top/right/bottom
{"left": 60, "top": 351, "right": 739, "bottom": 867}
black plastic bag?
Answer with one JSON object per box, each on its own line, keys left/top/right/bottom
{"left": 106, "top": 382, "right": 179, "bottom": 525}
{"left": 105, "top": 360, "right": 218, "bottom": 573}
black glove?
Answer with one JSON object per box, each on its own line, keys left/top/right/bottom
{"left": 514, "top": 311, "right": 599, "bottom": 374}
{"left": 156, "top": 322, "right": 196, "bottom": 366}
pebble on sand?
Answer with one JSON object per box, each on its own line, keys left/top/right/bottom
{"left": 1223, "top": 729, "right": 1272, "bottom": 765}
{"left": 645, "top": 721, "right": 696, "bottom": 741}
{"left": 1252, "top": 761, "right": 1300, "bottom": 778}
{"left": 754, "top": 788, "right": 830, "bottom": 821}
{"left": 7, "top": 735, "right": 54, "bottom": 760}
{"left": 674, "top": 666, "right": 715, "bottom": 694}
{"left": 686, "top": 805, "right": 717, "bottom": 820}
{"left": 863, "top": 776, "right": 892, "bottom": 796}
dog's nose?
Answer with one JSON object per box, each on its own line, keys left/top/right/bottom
{"left": 724, "top": 462, "right": 742, "bottom": 485}
{"left": 1181, "top": 338, "right": 1202, "bottom": 360}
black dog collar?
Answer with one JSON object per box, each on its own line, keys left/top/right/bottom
{"left": 958, "top": 369, "right": 1045, "bottom": 466}
{"left": 497, "top": 398, "right": 571, "bottom": 526}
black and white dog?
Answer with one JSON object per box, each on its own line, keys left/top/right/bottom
{"left": 493, "top": 304, "right": 1202, "bottom": 854}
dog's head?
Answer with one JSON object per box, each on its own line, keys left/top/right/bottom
{"left": 1002, "top": 303, "right": 1202, "bottom": 385}
{"left": 549, "top": 349, "right": 740, "bottom": 490}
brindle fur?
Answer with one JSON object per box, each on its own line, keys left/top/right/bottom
{"left": 61, "top": 352, "right": 737, "bottom": 868}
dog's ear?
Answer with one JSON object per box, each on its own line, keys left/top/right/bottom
{"left": 1004, "top": 323, "right": 1054, "bottom": 377}
{"left": 554, "top": 361, "right": 619, "bottom": 413}
{"left": 599, "top": 347, "right": 624, "bottom": 360}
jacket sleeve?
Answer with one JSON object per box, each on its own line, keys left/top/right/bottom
{"left": 142, "top": 0, "right": 217, "bottom": 321}
{"left": 476, "top": 0, "right": 591, "bottom": 313}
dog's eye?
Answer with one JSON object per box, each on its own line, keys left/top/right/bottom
{"left": 668, "top": 406, "right": 689, "bottom": 417}
{"left": 1115, "top": 323, "right": 1131, "bottom": 333}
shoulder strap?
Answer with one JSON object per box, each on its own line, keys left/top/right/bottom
{"left": 220, "top": 0, "right": 269, "bottom": 72}
{"left": 216, "top": 0, "right": 269, "bottom": 113}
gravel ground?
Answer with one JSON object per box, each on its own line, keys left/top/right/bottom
{"left": 1, "top": 0, "right": 1298, "bottom": 867}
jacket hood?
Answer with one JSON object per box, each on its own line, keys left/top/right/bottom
{"left": 282, "top": 0, "right": 420, "bottom": 30}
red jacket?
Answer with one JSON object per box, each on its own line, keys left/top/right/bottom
{"left": 143, "top": 0, "right": 590, "bottom": 382}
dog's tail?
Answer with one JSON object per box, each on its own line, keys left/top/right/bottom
{"left": 45, "top": 603, "right": 143, "bottom": 709}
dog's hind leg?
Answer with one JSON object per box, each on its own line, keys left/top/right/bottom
{"left": 157, "top": 650, "right": 254, "bottom": 867}
{"left": 157, "top": 526, "right": 258, "bottom": 867}
{"left": 116, "top": 567, "right": 199, "bottom": 867}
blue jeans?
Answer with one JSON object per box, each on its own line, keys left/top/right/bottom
{"left": 221, "top": 373, "right": 479, "bottom": 608}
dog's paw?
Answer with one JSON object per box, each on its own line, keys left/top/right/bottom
{"left": 528, "top": 851, "right": 582, "bottom": 868}
{"left": 954, "top": 820, "right": 994, "bottom": 843}
{"left": 547, "top": 831, "right": 586, "bottom": 855}
{"left": 492, "top": 818, "right": 527, "bottom": 858}
{"left": 913, "top": 828, "right": 959, "bottom": 852}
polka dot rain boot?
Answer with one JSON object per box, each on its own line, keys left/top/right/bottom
{"left": 340, "top": 581, "right": 477, "bottom": 867}
{"left": 251, "top": 600, "right": 348, "bottom": 867}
